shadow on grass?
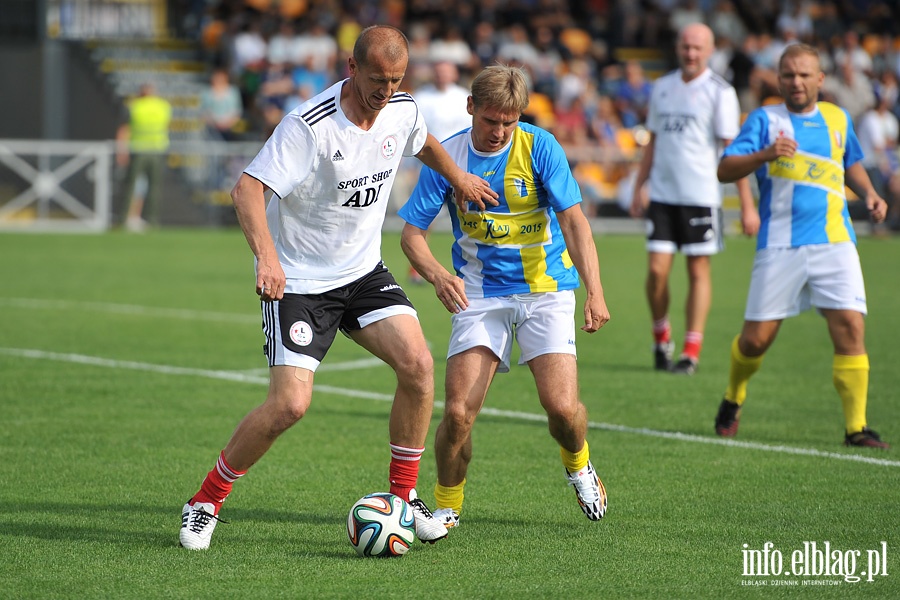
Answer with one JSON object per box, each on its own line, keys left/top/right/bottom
{"left": 0, "top": 501, "right": 338, "bottom": 548}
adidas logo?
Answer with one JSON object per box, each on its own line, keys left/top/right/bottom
{"left": 332, "top": 150, "right": 344, "bottom": 161}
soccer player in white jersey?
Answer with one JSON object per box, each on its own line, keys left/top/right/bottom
{"left": 714, "top": 44, "right": 889, "bottom": 448}
{"left": 630, "top": 23, "right": 756, "bottom": 375}
{"left": 179, "top": 25, "right": 499, "bottom": 551}
{"left": 399, "top": 65, "right": 610, "bottom": 527}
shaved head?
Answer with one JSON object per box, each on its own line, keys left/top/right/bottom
{"left": 353, "top": 25, "right": 409, "bottom": 67}
{"left": 677, "top": 23, "right": 715, "bottom": 81}
{"left": 679, "top": 23, "right": 714, "bottom": 50}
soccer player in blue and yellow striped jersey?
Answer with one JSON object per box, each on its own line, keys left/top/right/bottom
{"left": 400, "top": 65, "right": 610, "bottom": 525}
{"left": 714, "top": 44, "right": 889, "bottom": 448}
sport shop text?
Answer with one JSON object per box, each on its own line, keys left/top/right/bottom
{"left": 742, "top": 541, "right": 889, "bottom": 583}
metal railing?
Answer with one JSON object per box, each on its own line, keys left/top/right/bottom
{"left": 0, "top": 138, "right": 749, "bottom": 235}
{"left": 0, "top": 139, "right": 263, "bottom": 231}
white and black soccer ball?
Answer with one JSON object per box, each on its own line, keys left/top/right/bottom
{"left": 347, "top": 492, "right": 416, "bottom": 557}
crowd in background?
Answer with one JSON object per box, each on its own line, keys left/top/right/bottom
{"left": 189, "top": 0, "right": 900, "bottom": 227}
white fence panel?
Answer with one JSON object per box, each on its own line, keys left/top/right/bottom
{"left": 0, "top": 140, "right": 113, "bottom": 232}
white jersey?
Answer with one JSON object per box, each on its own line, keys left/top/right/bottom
{"left": 244, "top": 80, "right": 428, "bottom": 293}
{"left": 646, "top": 68, "right": 740, "bottom": 207}
{"left": 414, "top": 83, "right": 471, "bottom": 141}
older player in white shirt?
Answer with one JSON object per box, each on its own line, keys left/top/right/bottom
{"left": 630, "top": 23, "right": 757, "bottom": 375}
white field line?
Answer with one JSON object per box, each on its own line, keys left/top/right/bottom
{"left": 2, "top": 346, "right": 899, "bottom": 469}
{"left": 0, "top": 298, "right": 260, "bottom": 325}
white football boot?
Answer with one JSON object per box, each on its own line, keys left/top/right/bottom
{"left": 407, "top": 489, "right": 449, "bottom": 543}
{"left": 432, "top": 508, "right": 460, "bottom": 529}
{"left": 566, "top": 461, "right": 608, "bottom": 521}
{"left": 179, "top": 500, "right": 224, "bottom": 550}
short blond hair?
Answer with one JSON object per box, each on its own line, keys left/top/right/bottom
{"left": 470, "top": 65, "right": 530, "bottom": 115}
{"left": 778, "top": 43, "right": 820, "bottom": 71}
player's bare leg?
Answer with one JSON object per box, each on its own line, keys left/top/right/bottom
{"left": 437, "top": 348, "right": 498, "bottom": 486}
{"left": 181, "top": 367, "right": 313, "bottom": 550}
{"left": 822, "top": 309, "right": 887, "bottom": 448}
{"left": 350, "top": 314, "right": 449, "bottom": 540}
{"left": 715, "top": 320, "right": 781, "bottom": 438}
{"left": 433, "top": 347, "right": 498, "bottom": 527}
{"left": 646, "top": 251, "right": 675, "bottom": 369}
{"left": 530, "top": 353, "right": 606, "bottom": 520}
{"left": 673, "top": 254, "right": 711, "bottom": 374}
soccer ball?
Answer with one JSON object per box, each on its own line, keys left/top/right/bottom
{"left": 347, "top": 492, "right": 416, "bottom": 557}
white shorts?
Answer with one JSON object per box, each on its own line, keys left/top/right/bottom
{"left": 447, "top": 290, "right": 577, "bottom": 373}
{"left": 744, "top": 243, "right": 868, "bottom": 321}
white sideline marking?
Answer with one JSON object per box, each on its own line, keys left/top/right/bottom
{"left": 0, "top": 297, "right": 387, "bottom": 373}
{"left": 0, "top": 297, "right": 260, "bottom": 325}
{"left": 3, "top": 346, "right": 899, "bottom": 469}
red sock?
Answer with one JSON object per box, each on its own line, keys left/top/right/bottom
{"left": 682, "top": 331, "right": 704, "bottom": 361}
{"left": 193, "top": 451, "right": 246, "bottom": 513}
{"left": 388, "top": 443, "right": 423, "bottom": 501}
{"left": 653, "top": 317, "right": 671, "bottom": 344}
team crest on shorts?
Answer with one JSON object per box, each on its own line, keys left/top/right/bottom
{"left": 289, "top": 321, "right": 313, "bottom": 346}
{"left": 381, "top": 136, "right": 397, "bottom": 159}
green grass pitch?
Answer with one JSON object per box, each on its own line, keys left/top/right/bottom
{"left": 0, "top": 229, "right": 897, "bottom": 598}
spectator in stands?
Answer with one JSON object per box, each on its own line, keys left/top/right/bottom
{"left": 669, "top": 0, "right": 704, "bottom": 35}
{"left": 728, "top": 34, "right": 764, "bottom": 113}
{"left": 589, "top": 94, "right": 628, "bottom": 152}
{"left": 615, "top": 60, "right": 653, "bottom": 127}
{"left": 775, "top": 2, "right": 814, "bottom": 43}
{"left": 267, "top": 20, "right": 296, "bottom": 67}
{"left": 429, "top": 25, "right": 475, "bottom": 71}
{"left": 496, "top": 23, "right": 541, "bottom": 74}
{"left": 833, "top": 30, "right": 874, "bottom": 78}
{"left": 531, "top": 25, "right": 564, "bottom": 99}
{"left": 822, "top": 59, "right": 875, "bottom": 122}
{"left": 256, "top": 61, "right": 297, "bottom": 137}
{"left": 556, "top": 58, "right": 593, "bottom": 113}
{"left": 857, "top": 73, "right": 900, "bottom": 232}
{"left": 291, "top": 19, "right": 338, "bottom": 78}
{"left": 469, "top": 21, "right": 499, "bottom": 70}
{"left": 709, "top": 0, "right": 747, "bottom": 46}
{"left": 200, "top": 68, "right": 244, "bottom": 141}
{"left": 554, "top": 92, "right": 591, "bottom": 149}
{"left": 231, "top": 18, "right": 268, "bottom": 78}
{"left": 812, "top": 0, "right": 843, "bottom": 46}
{"left": 406, "top": 21, "right": 434, "bottom": 84}
{"left": 415, "top": 61, "right": 472, "bottom": 142}
{"left": 291, "top": 54, "right": 330, "bottom": 99}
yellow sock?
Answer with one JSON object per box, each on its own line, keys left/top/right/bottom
{"left": 833, "top": 354, "right": 869, "bottom": 435}
{"left": 560, "top": 440, "right": 590, "bottom": 473}
{"left": 725, "top": 335, "right": 764, "bottom": 405}
{"left": 434, "top": 479, "right": 465, "bottom": 513}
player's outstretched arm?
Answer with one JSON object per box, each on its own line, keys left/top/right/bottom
{"left": 232, "top": 173, "right": 285, "bottom": 301}
{"left": 415, "top": 134, "right": 498, "bottom": 213}
{"left": 400, "top": 223, "right": 468, "bottom": 314}
{"left": 629, "top": 134, "right": 654, "bottom": 218}
{"left": 557, "top": 205, "right": 609, "bottom": 333}
{"left": 845, "top": 162, "right": 888, "bottom": 223}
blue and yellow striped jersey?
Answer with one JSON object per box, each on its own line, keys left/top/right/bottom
{"left": 723, "top": 102, "right": 863, "bottom": 249}
{"left": 399, "top": 122, "right": 583, "bottom": 298}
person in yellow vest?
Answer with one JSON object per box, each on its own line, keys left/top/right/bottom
{"left": 116, "top": 83, "right": 172, "bottom": 231}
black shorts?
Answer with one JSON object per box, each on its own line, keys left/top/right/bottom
{"left": 645, "top": 201, "right": 723, "bottom": 256}
{"left": 262, "top": 262, "right": 416, "bottom": 370}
